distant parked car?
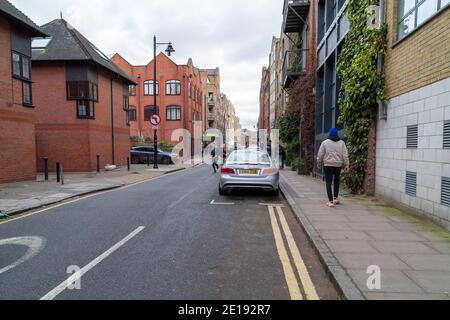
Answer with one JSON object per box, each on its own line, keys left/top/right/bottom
{"left": 131, "top": 147, "right": 177, "bottom": 165}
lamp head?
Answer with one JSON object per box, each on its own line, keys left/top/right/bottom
{"left": 165, "top": 42, "right": 175, "bottom": 56}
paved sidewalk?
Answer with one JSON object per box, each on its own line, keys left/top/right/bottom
{"left": 0, "top": 162, "right": 201, "bottom": 217}
{"left": 280, "top": 169, "right": 450, "bottom": 300}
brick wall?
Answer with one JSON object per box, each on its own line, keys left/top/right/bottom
{"left": 384, "top": 4, "right": 450, "bottom": 99}
{"left": 0, "top": 16, "right": 36, "bottom": 183}
{"left": 112, "top": 53, "right": 203, "bottom": 144}
{"left": 33, "top": 62, "right": 130, "bottom": 173}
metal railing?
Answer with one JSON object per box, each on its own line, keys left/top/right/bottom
{"left": 283, "top": 49, "right": 308, "bottom": 80}
{"left": 283, "top": 0, "right": 310, "bottom": 15}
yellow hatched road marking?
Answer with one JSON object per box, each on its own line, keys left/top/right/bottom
{"left": 276, "top": 206, "right": 320, "bottom": 300}
{"left": 268, "top": 206, "right": 303, "bottom": 300}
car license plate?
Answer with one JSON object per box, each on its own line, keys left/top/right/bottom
{"left": 240, "top": 169, "right": 259, "bottom": 175}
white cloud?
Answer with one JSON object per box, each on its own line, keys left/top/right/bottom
{"left": 11, "top": 0, "right": 283, "bottom": 128}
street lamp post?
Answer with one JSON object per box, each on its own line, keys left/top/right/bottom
{"left": 153, "top": 35, "right": 175, "bottom": 169}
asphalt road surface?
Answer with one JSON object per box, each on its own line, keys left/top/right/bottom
{"left": 0, "top": 165, "right": 338, "bottom": 300}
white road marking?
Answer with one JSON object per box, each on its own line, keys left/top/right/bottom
{"left": 259, "top": 203, "right": 285, "bottom": 207}
{"left": 168, "top": 190, "right": 196, "bottom": 209}
{"left": 40, "top": 226, "right": 145, "bottom": 300}
{"left": 0, "top": 236, "right": 46, "bottom": 275}
{"left": 210, "top": 200, "right": 235, "bottom": 205}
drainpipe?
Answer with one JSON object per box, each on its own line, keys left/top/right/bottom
{"left": 378, "top": 0, "right": 387, "bottom": 120}
{"left": 110, "top": 79, "right": 115, "bottom": 165}
{"left": 137, "top": 74, "right": 142, "bottom": 136}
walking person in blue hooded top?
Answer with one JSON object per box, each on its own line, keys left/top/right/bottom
{"left": 317, "top": 128, "right": 350, "bottom": 208}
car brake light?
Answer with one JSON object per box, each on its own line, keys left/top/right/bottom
{"left": 262, "top": 168, "right": 278, "bottom": 175}
{"left": 221, "top": 167, "right": 235, "bottom": 174}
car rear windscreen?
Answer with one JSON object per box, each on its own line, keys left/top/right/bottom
{"left": 227, "top": 152, "right": 270, "bottom": 164}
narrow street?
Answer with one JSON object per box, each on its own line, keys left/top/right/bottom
{"left": 0, "top": 165, "right": 337, "bottom": 300}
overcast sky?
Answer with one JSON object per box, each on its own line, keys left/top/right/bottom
{"left": 12, "top": 0, "right": 283, "bottom": 129}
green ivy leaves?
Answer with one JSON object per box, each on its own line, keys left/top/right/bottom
{"left": 337, "top": 0, "right": 387, "bottom": 193}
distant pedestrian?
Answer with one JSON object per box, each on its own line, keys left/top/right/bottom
{"left": 211, "top": 143, "right": 219, "bottom": 173}
{"left": 267, "top": 140, "right": 272, "bottom": 157}
{"left": 317, "top": 128, "right": 350, "bottom": 208}
{"left": 278, "top": 145, "right": 285, "bottom": 169}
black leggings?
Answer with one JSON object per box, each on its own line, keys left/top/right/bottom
{"left": 324, "top": 166, "right": 341, "bottom": 202}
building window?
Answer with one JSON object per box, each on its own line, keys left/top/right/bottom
{"left": 144, "top": 105, "right": 159, "bottom": 121}
{"left": 398, "top": 0, "right": 449, "bottom": 40}
{"left": 129, "top": 85, "right": 136, "bottom": 96}
{"left": 11, "top": 52, "right": 31, "bottom": 80}
{"left": 123, "top": 95, "right": 129, "bottom": 111}
{"left": 77, "top": 100, "right": 95, "bottom": 119}
{"left": 67, "top": 81, "right": 98, "bottom": 101}
{"left": 188, "top": 82, "right": 191, "bottom": 97}
{"left": 129, "top": 106, "right": 137, "bottom": 121}
{"left": 166, "top": 80, "right": 181, "bottom": 95}
{"left": 144, "top": 80, "right": 158, "bottom": 96}
{"left": 167, "top": 105, "right": 181, "bottom": 121}
{"left": 22, "top": 82, "right": 32, "bottom": 106}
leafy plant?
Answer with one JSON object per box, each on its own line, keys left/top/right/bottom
{"left": 291, "top": 157, "right": 305, "bottom": 172}
{"left": 284, "top": 137, "right": 300, "bottom": 167}
{"left": 159, "top": 141, "right": 175, "bottom": 152}
{"left": 130, "top": 136, "right": 151, "bottom": 147}
{"left": 279, "top": 112, "right": 300, "bottom": 144}
{"left": 336, "top": 0, "right": 387, "bottom": 193}
{"left": 0, "top": 210, "right": 9, "bottom": 220}
{"left": 286, "top": 74, "right": 316, "bottom": 175}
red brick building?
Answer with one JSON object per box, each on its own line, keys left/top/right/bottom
{"left": 111, "top": 53, "right": 203, "bottom": 144}
{"left": 31, "top": 19, "right": 136, "bottom": 173}
{"left": 0, "top": 0, "right": 46, "bottom": 183}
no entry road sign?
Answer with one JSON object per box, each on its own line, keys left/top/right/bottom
{"left": 150, "top": 114, "right": 161, "bottom": 126}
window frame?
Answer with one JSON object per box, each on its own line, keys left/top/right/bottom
{"left": 166, "top": 80, "right": 181, "bottom": 96}
{"left": 22, "top": 81, "right": 33, "bottom": 107}
{"left": 144, "top": 105, "right": 159, "bottom": 121}
{"left": 166, "top": 105, "right": 182, "bottom": 121}
{"left": 143, "top": 80, "right": 159, "bottom": 96}
{"left": 129, "top": 85, "right": 137, "bottom": 96}
{"left": 11, "top": 51, "right": 31, "bottom": 81}
{"left": 67, "top": 81, "right": 98, "bottom": 102}
{"left": 76, "top": 99, "right": 95, "bottom": 119}
{"left": 397, "top": 0, "right": 449, "bottom": 40}
{"left": 129, "top": 106, "right": 137, "bottom": 122}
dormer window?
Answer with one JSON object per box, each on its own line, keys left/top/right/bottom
{"left": 67, "top": 81, "right": 98, "bottom": 102}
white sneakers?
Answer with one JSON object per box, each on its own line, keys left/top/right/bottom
{"left": 327, "top": 199, "right": 341, "bottom": 208}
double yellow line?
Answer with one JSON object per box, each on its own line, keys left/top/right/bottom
{"left": 268, "top": 206, "right": 319, "bottom": 301}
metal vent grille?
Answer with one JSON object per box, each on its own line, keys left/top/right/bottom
{"left": 442, "top": 177, "right": 450, "bottom": 207}
{"left": 406, "top": 171, "right": 417, "bottom": 197}
{"left": 407, "top": 125, "right": 418, "bottom": 149}
{"left": 444, "top": 121, "right": 450, "bottom": 149}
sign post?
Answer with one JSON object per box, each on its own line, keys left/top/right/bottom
{"left": 150, "top": 114, "right": 161, "bottom": 169}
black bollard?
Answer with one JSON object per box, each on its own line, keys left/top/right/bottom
{"left": 97, "top": 155, "right": 100, "bottom": 173}
{"left": 56, "top": 163, "right": 61, "bottom": 183}
{"left": 127, "top": 157, "right": 130, "bottom": 171}
{"left": 44, "top": 157, "right": 49, "bottom": 181}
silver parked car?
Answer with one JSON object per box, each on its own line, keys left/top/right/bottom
{"left": 219, "top": 149, "right": 280, "bottom": 196}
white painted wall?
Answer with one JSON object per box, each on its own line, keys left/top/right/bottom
{"left": 376, "top": 77, "right": 450, "bottom": 230}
